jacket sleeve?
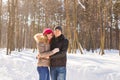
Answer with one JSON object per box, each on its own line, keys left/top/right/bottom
{"left": 40, "top": 51, "right": 55, "bottom": 57}
{"left": 50, "top": 39, "right": 69, "bottom": 59}
{"left": 37, "top": 43, "right": 56, "bottom": 58}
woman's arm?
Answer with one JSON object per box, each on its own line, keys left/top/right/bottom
{"left": 40, "top": 48, "right": 59, "bottom": 58}
{"left": 34, "top": 33, "right": 41, "bottom": 43}
{"left": 36, "top": 42, "right": 59, "bottom": 58}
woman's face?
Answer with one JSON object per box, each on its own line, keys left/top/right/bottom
{"left": 46, "top": 33, "right": 53, "bottom": 40}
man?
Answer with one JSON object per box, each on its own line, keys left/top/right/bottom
{"left": 50, "top": 26, "right": 69, "bottom": 80}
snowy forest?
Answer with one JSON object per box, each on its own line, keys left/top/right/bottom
{"left": 0, "top": 0, "right": 120, "bottom": 80}
{"left": 0, "top": 0, "right": 120, "bottom": 55}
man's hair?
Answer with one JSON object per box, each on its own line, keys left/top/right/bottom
{"left": 54, "top": 26, "right": 62, "bottom": 32}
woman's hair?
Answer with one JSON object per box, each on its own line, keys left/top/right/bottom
{"left": 34, "top": 33, "right": 48, "bottom": 43}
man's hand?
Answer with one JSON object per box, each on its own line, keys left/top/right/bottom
{"left": 36, "top": 53, "right": 49, "bottom": 59}
{"left": 52, "top": 48, "right": 59, "bottom": 53}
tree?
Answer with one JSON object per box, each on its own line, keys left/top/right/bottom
{"left": 0, "top": 0, "right": 2, "bottom": 47}
{"left": 7, "top": 0, "right": 17, "bottom": 54}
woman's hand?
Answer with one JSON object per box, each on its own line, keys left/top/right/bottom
{"left": 34, "top": 33, "right": 42, "bottom": 43}
{"left": 36, "top": 54, "right": 41, "bottom": 59}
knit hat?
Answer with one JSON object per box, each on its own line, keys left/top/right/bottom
{"left": 54, "top": 26, "right": 62, "bottom": 32}
{"left": 43, "top": 28, "right": 53, "bottom": 35}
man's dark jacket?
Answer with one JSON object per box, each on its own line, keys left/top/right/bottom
{"left": 50, "top": 34, "right": 69, "bottom": 67}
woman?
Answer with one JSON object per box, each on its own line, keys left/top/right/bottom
{"left": 34, "top": 28, "right": 59, "bottom": 80}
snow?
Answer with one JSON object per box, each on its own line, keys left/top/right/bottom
{"left": 0, "top": 48, "right": 120, "bottom": 80}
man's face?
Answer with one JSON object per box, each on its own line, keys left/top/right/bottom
{"left": 54, "top": 29, "right": 62, "bottom": 37}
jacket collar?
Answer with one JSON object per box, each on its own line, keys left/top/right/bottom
{"left": 53, "top": 34, "right": 64, "bottom": 41}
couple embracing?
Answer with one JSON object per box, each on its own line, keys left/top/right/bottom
{"left": 34, "top": 26, "right": 69, "bottom": 80}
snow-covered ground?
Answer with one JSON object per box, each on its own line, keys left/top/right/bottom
{"left": 0, "top": 48, "right": 120, "bottom": 80}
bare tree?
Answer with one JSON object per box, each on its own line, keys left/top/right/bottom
{"left": 7, "top": 0, "right": 17, "bottom": 54}
{"left": 0, "top": 0, "right": 2, "bottom": 47}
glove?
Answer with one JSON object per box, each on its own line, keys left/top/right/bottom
{"left": 52, "top": 48, "right": 59, "bottom": 53}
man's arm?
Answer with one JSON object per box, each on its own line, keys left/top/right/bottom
{"left": 50, "top": 39, "right": 69, "bottom": 59}
{"left": 37, "top": 43, "right": 59, "bottom": 58}
{"left": 40, "top": 48, "right": 59, "bottom": 57}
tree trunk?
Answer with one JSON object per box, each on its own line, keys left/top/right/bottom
{"left": 99, "top": 0, "right": 105, "bottom": 55}
{"left": 7, "top": 0, "right": 16, "bottom": 54}
{"left": 0, "top": 0, "right": 2, "bottom": 48}
{"left": 73, "top": 0, "right": 83, "bottom": 54}
{"left": 64, "top": 0, "right": 72, "bottom": 53}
